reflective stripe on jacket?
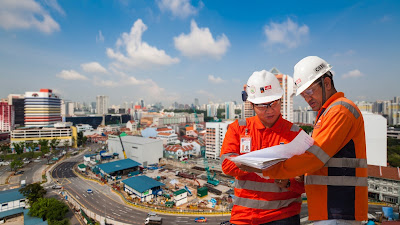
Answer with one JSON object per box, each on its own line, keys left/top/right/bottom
{"left": 220, "top": 115, "right": 305, "bottom": 225}
{"left": 262, "top": 92, "right": 368, "bottom": 221}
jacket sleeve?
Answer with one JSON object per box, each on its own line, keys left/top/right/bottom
{"left": 220, "top": 121, "right": 250, "bottom": 178}
{"left": 287, "top": 178, "right": 305, "bottom": 194}
{"left": 263, "top": 109, "right": 355, "bottom": 179}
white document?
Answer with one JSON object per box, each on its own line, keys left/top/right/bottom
{"left": 229, "top": 130, "right": 314, "bottom": 170}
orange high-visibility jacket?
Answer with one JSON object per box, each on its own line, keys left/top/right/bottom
{"left": 220, "top": 116, "right": 305, "bottom": 225}
{"left": 263, "top": 92, "right": 368, "bottom": 221}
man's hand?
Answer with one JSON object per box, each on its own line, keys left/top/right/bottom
{"left": 235, "top": 163, "right": 263, "bottom": 173}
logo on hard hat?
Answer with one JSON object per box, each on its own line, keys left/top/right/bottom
{"left": 295, "top": 78, "right": 301, "bottom": 86}
{"left": 249, "top": 86, "right": 256, "bottom": 94}
{"left": 265, "top": 85, "right": 271, "bottom": 90}
{"left": 314, "top": 63, "right": 326, "bottom": 72}
{"left": 260, "top": 87, "right": 264, "bottom": 93}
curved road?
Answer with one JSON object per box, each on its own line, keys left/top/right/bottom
{"left": 52, "top": 159, "right": 232, "bottom": 225}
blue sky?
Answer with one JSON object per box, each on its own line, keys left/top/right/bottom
{"left": 0, "top": 0, "right": 399, "bottom": 107}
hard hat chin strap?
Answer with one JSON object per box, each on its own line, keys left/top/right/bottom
{"left": 321, "top": 77, "right": 326, "bottom": 106}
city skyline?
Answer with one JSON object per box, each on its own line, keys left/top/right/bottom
{"left": 1, "top": 1, "right": 400, "bottom": 107}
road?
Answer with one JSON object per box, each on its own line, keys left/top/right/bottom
{"left": 51, "top": 158, "right": 232, "bottom": 225}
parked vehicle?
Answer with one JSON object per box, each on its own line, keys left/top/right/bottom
{"left": 52, "top": 185, "right": 62, "bottom": 189}
{"left": 15, "top": 170, "right": 24, "bottom": 175}
{"left": 144, "top": 216, "right": 162, "bottom": 225}
{"left": 147, "top": 212, "right": 157, "bottom": 217}
{"left": 195, "top": 217, "right": 207, "bottom": 223}
{"left": 20, "top": 180, "right": 26, "bottom": 187}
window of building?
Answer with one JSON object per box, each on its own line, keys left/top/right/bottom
{"left": 2, "top": 203, "right": 8, "bottom": 207}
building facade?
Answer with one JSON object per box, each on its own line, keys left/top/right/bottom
{"left": 271, "top": 68, "right": 295, "bottom": 122}
{"left": 7, "top": 94, "right": 25, "bottom": 128}
{"left": 0, "top": 100, "right": 14, "bottom": 132}
{"left": 96, "top": 95, "right": 109, "bottom": 115}
{"left": 225, "top": 102, "right": 235, "bottom": 120}
{"left": 205, "top": 121, "right": 233, "bottom": 160}
{"left": 10, "top": 122, "right": 77, "bottom": 148}
{"left": 24, "top": 89, "right": 62, "bottom": 127}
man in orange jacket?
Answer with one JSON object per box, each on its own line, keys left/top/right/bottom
{"left": 220, "top": 70, "right": 305, "bottom": 225}
{"left": 241, "top": 56, "right": 368, "bottom": 225}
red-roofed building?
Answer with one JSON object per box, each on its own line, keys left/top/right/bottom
{"left": 87, "top": 133, "right": 108, "bottom": 144}
{"left": 156, "top": 127, "right": 175, "bottom": 134}
{"left": 368, "top": 165, "right": 400, "bottom": 204}
{"left": 164, "top": 144, "right": 194, "bottom": 160}
{"left": 182, "top": 139, "right": 205, "bottom": 156}
{"left": 156, "top": 132, "right": 178, "bottom": 145}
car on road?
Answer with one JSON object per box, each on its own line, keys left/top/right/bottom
{"left": 87, "top": 189, "right": 93, "bottom": 194}
{"left": 195, "top": 217, "right": 207, "bottom": 223}
{"left": 220, "top": 221, "right": 231, "bottom": 225}
{"left": 52, "top": 185, "right": 62, "bottom": 189}
{"left": 14, "top": 170, "right": 24, "bottom": 175}
{"left": 147, "top": 212, "right": 157, "bottom": 217}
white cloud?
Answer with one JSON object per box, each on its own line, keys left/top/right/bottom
{"left": 42, "top": 0, "right": 65, "bottom": 16}
{"left": 106, "top": 19, "right": 179, "bottom": 69}
{"left": 81, "top": 62, "right": 107, "bottom": 74}
{"left": 342, "top": 69, "right": 364, "bottom": 79}
{"left": 56, "top": 70, "right": 88, "bottom": 80}
{"left": 96, "top": 30, "right": 104, "bottom": 43}
{"left": 0, "top": 0, "right": 60, "bottom": 33}
{"left": 157, "top": 0, "right": 199, "bottom": 19}
{"left": 264, "top": 18, "right": 309, "bottom": 49}
{"left": 208, "top": 75, "right": 225, "bottom": 84}
{"left": 174, "top": 20, "right": 230, "bottom": 59}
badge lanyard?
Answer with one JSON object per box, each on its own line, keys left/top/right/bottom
{"left": 240, "top": 128, "right": 251, "bottom": 153}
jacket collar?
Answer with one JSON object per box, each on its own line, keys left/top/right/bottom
{"left": 317, "top": 92, "right": 344, "bottom": 116}
{"left": 255, "top": 114, "right": 284, "bottom": 132}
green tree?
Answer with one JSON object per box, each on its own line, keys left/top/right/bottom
{"left": 49, "top": 138, "right": 61, "bottom": 152}
{"left": 10, "top": 159, "right": 23, "bottom": 171}
{"left": 63, "top": 140, "right": 70, "bottom": 151}
{"left": 0, "top": 144, "right": 10, "bottom": 157}
{"left": 19, "top": 183, "right": 47, "bottom": 204}
{"left": 29, "top": 198, "right": 69, "bottom": 224}
{"left": 13, "top": 142, "right": 25, "bottom": 155}
{"left": 38, "top": 139, "right": 50, "bottom": 155}
{"left": 299, "top": 125, "right": 313, "bottom": 135}
{"left": 77, "top": 132, "right": 84, "bottom": 147}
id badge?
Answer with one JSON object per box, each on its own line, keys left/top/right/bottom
{"left": 240, "top": 136, "right": 251, "bottom": 153}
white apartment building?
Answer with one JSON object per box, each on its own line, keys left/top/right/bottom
{"left": 293, "top": 107, "right": 318, "bottom": 125}
{"left": 205, "top": 121, "right": 234, "bottom": 160}
{"left": 126, "top": 120, "right": 138, "bottom": 131}
{"left": 271, "top": 68, "right": 295, "bottom": 122}
{"left": 207, "top": 104, "right": 218, "bottom": 117}
{"left": 242, "top": 101, "right": 255, "bottom": 119}
{"left": 96, "top": 95, "right": 109, "bottom": 115}
{"left": 356, "top": 101, "right": 373, "bottom": 113}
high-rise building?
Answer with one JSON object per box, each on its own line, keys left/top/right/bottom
{"left": 7, "top": 94, "right": 25, "bottom": 128}
{"left": 271, "top": 67, "right": 295, "bottom": 122}
{"left": 225, "top": 102, "right": 235, "bottom": 119}
{"left": 388, "top": 97, "right": 400, "bottom": 125}
{"left": 242, "top": 101, "right": 255, "bottom": 119}
{"left": 194, "top": 98, "right": 199, "bottom": 107}
{"left": 96, "top": 95, "right": 109, "bottom": 115}
{"left": 207, "top": 104, "right": 217, "bottom": 117}
{"left": 24, "top": 89, "right": 62, "bottom": 127}
{"left": 205, "top": 121, "right": 234, "bottom": 159}
{"left": 0, "top": 100, "right": 14, "bottom": 132}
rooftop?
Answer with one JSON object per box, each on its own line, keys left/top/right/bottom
{"left": 122, "top": 175, "right": 165, "bottom": 193}
{"left": 173, "top": 189, "right": 187, "bottom": 196}
{"left": 108, "top": 135, "right": 162, "bottom": 145}
{"left": 368, "top": 165, "right": 400, "bottom": 181}
{"left": 0, "top": 188, "right": 24, "bottom": 204}
{"left": 98, "top": 159, "right": 141, "bottom": 174}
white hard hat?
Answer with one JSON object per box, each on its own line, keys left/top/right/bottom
{"left": 246, "top": 70, "right": 283, "bottom": 104}
{"left": 293, "top": 56, "right": 333, "bottom": 96}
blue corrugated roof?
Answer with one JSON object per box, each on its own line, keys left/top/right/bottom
{"left": 23, "top": 209, "right": 48, "bottom": 225}
{"left": 0, "top": 188, "right": 25, "bottom": 204}
{"left": 98, "top": 159, "right": 141, "bottom": 174}
{"left": 122, "top": 175, "right": 165, "bottom": 193}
